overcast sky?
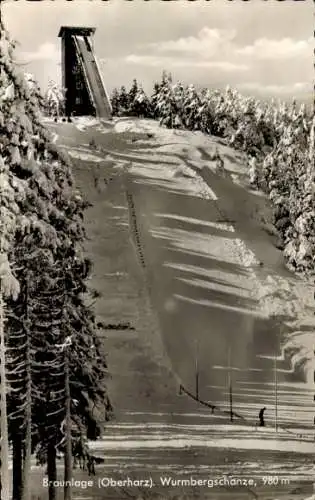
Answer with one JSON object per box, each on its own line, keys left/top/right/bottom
{"left": 2, "top": 0, "right": 314, "bottom": 102}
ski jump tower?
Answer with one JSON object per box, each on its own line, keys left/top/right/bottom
{"left": 58, "top": 26, "right": 112, "bottom": 119}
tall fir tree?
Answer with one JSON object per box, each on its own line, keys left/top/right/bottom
{"left": 1, "top": 20, "right": 113, "bottom": 500}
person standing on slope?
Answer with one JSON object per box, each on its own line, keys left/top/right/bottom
{"left": 259, "top": 407, "right": 266, "bottom": 427}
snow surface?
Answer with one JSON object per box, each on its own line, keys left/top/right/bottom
{"left": 60, "top": 117, "right": 314, "bottom": 434}
{"left": 88, "top": 421, "right": 314, "bottom": 454}
{"left": 131, "top": 162, "right": 218, "bottom": 200}
{"left": 114, "top": 118, "right": 249, "bottom": 181}
{"left": 72, "top": 116, "right": 101, "bottom": 131}
{"left": 111, "top": 118, "right": 315, "bottom": 388}
{"left": 61, "top": 117, "right": 314, "bottom": 391}
{"left": 90, "top": 436, "right": 314, "bottom": 453}
{"left": 155, "top": 213, "right": 235, "bottom": 233}
{"left": 65, "top": 148, "right": 105, "bottom": 163}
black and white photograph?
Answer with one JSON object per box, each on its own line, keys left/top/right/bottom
{"left": 0, "top": 1, "right": 314, "bottom": 499}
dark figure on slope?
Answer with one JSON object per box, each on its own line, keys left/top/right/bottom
{"left": 259, "top": 407, "right": 266, "bottom": 427}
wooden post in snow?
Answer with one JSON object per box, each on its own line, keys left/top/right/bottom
{"left": 274, "top": 353, "right": 278, "bottom": 433}
{"left": 227, "top": 345, "right": 233, "bottom": 423}
{"left": 194, "top": 339, "right": 199, "bottom": 400}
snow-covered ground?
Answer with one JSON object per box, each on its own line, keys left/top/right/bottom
{"left": 132, "top": 162, "right": 218, "bottom": 201}
{"left": 47, "top": 117, "right": 314, "bottom": 453}
{"left": 113, "top": 118, "right": 249, "bottom": 180}
{"left": 109, "top": 119, "right": 315, "bottom": 386}
{"left": 89, "top": 422, "right": 315, "bottom": 454}
{"left": 61, "top": 144, "right": 105, "bottom": 162}
{"left": 84, "top": 421, "right": 315, "bottom": 487}
{"left": 51, "top": 115, "right": 314, "bottom": 399}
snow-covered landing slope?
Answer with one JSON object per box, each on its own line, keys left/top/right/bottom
{"left": 109, "top": 118, "right": 315, "bottom": 389}
{"left": 47, "top": 117, "right": 314, "bottom": 431}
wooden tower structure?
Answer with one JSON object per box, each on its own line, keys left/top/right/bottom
{"left": 58, "top": 26, "right": 112, "bottom": 118}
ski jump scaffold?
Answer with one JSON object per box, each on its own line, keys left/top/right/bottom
{"left": 58, "top": 26, "right": 112, "bottom": 119}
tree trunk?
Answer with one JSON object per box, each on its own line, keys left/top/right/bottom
{"left": 64, "top": 350, "right": 72, "bottom": 500}
{"left": 12, "top": 434, "right": 23, "bottom": 500}
{"left": 47, "top": 440, "right": 57, "bottom": 500}
{"left": 21, "top": 348, "right": 31, "bottom": 500}
{"left": 21, "top": 279, "right": 32, "bottom": 500}
{"left": 0, "top": 289, "right": 10, "bottom": 500}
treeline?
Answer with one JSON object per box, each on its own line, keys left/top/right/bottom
{"left": 111, "top": 79, "right": 151, "bottom": 118}
{"left": 111, "top": 74, "right": 314, "bottom": 274}
{"left": 0, "top": 22, "right": 112, "bottom": 500}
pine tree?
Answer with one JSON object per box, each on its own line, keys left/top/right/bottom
{"left": 110, "top": 88, "right": 120, "bottom": 116}
{"left": 0, "top": 23, "right": 23, "bottom": 497}
{"left": 128, "top": 79, "right": 138, "bottom": 116}
{"left": 0, "top": 265, "right": 18, "bottom": 500}
{"left": 44, "top": 80, "right": 65, "bottom": 119}
{"left": 118, "top": 86, "right": 129, "bottom": 115}
{"left": 133, "top": 87, "right": 151, "bottom": 118}
{"left": 1, "top": 20, "right": 113, "bottom": 500}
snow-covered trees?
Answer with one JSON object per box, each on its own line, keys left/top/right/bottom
{"left": 272, "top": 114, "right": 315, "bottom": 272}
{"left": 110, "top": 81, "right": 151, "bottom": 118}
{"left": 110, "top": 87, "right": 120, "bottom": 116}
{"left": 1, "top": 20, "right": 112, "bottom": 500}
{"left": 43, "top": 80, "right": 65, "bottom": 118}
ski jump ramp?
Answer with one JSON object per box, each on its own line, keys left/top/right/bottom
{"left": 58, "top": 26, "right": 112, "bottom": 119}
